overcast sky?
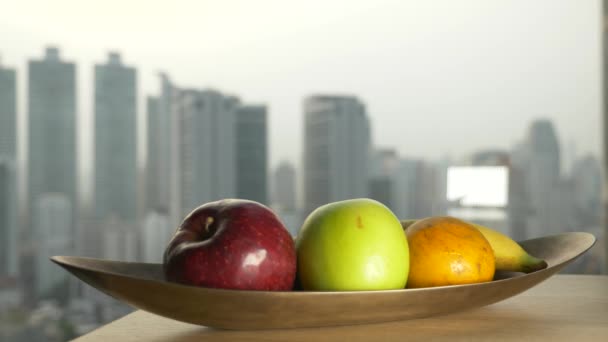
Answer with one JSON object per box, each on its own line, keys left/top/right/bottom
{"left": 0, "top": 0, "right": 602, "bottom": 198}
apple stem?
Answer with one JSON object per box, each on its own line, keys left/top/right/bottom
{"left": 204, "top": 217, "right": 215, "bottom": 236}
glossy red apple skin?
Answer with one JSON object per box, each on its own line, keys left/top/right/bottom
{"left": 163, "top": 199, "right": 296, "bottom": 291}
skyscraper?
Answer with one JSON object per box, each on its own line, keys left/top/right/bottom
{"left": 0, "top": 60, "right": 17, "bottom": 278}
{"left": 571, "top": 155, "right": 602, "bottom": 227}
{"left": 140, "top": 211, "right": 171, "bottom": 263}
{"left": 510, "top": 142, "right": 532, "bottom": 241}
{"left": 27, "top": 47, "right": 77, "bottom": 226}
{"left": 302, "top": 95, "right": 370, "bottom": 215}
{"left": 569, "top": 155, "right": 604, "bottom": 274}
{"left": 524, "top": 119, "right": 561, "bottom": 237}
{"left": 272, "top": 161, "right": 296, "bottom": 212}
{"left": 271, "top": 161, "right": 299, "bottom": 236}
{"left": 368, "top": 148, "right": 399, "bottom": 210}
{"left": 0, "top": 159, "right": 18, "bottom": 278}
{"left": 393, "top": 158, "right": 420, "bottom": 220}
{"left": 412, "top": 161, "right": 440, "bottom": 218}
{"left": 235, "top": 105, "right": 268, "bottom": 204}
{"left": 146, "top": 96, "right": 161, "bottom": 211}
{"left": 146, "top": 74, "right": 173, "bottom": 213}
{"left": 0, "top": 59, "right": 16, "bottom": 158}
{"left": 169, "top": 88, "right": 238, "bottom": 226}
{"left": 33, "top": 193, "right": 72, "bottom": 298}
{"left": 93, "top": 52, "right": 137, "bottom": 221}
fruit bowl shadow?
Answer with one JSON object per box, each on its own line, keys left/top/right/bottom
{"left": 51, "top": 231, "right": 595, "bottom": 330}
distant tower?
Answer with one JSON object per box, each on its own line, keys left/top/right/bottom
{"left": 368, "top": 148, "right": 399, "bottom": 210}
{"left": 509, "top": 143, "right": 532, "bottom": 242}
{"left": 140, "top": 211, "right": 170, "bottom": 263}
{"left": 146, "top": 74, "right": 173, "bottom": 214}
{"left": 524, "top": 119, "right": 562, "bottom": 237}
{"left": 0, "top": 60, "right": 18, "bottom": 278}
{"left": 235, "top": 105, "right": 268, "bottom": 204}
{"left": 0, "top": 159, "right": 18, "bottom": 278}
{"left": 571, "top": 155, "right": 603, "bottom": 227}
{"left": 94, "top": 52, "right": 137, "bottom": 221}
{"left": 271, "top": 161, "right": 300, "bottom": 236}
{"left": 169, "top": 89, "right": 238, "bottom": 226}
{"left": 302, "top": 95, "right": 370, "bottom": 215}
{"left": 273, "top": 161, "right": 297, "bottom": 212}
{"left": 146, "top": 96, "right": 161, "bottom": 211}
{"left": 27, "top": 47, "right": 77, "bottom": 227}
{"left": 393, "top": 158, "right": 420, "bottom": 220}
{"left": 0, "top": 59, "right": 16, "bottom": 158}
{"left": 33, "top": 193, "right": 72, "bottom": 298}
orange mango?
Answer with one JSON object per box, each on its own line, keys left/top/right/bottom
{"left": 406, "top": 216, "right": 495, "bottom": 288}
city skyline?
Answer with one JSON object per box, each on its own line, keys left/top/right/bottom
{"left": 1, "top": 1, "right": 602, "bottom": 208}
{"left": 0, "top": 46, "right": 602, "bottom": 215}
{"left": 1, "top": 48, "right": 606, "bottom": 342}
{"left": 3, "top": 47, "right": 599, "bottom": 216}
{"left": 2, "top": 52, "right": 599, "bottom": 246}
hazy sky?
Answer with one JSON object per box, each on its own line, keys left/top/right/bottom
{"left": 0, "top": 0, "right": 602, "bottom": 198}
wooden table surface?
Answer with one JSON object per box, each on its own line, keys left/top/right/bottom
{"left": 75, "top": 274, "right": 608, "bottom": 341}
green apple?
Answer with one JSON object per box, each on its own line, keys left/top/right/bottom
{"left": 296, "top": 198, "right": 409, "bottom": 291}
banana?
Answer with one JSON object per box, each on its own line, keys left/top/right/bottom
{"left": 400, "top": 219, "right": 548, "bottom": 273}
{"left": 471, "top": 223, "right": 547, "bottom": 273}
{"left": 400, "top": 219, "right": 418, "bottom": 231}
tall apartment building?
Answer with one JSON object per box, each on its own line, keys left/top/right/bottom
{"left": 302, "top": 95, "right": 370, "bottom": 215}
{"left": 27, "top": 47, "right": 77, "bottom": 226}
{"left": 0, "top": 60, "right": 18, "bottom": 278}
{"left": 169, "top": 89, "right": 238, "bottom": 226}
{"left": 235, "top": 105, "right": 268, "bottom": 204}
{"left": 93, "top": 52, "right": 137, "bottom": 221}
{"left": 146, "top": 74, "right": 173, "bottom": 214}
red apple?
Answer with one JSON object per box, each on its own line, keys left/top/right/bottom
{"left": 163, "top": 199, "right": 296, "bottom": 291}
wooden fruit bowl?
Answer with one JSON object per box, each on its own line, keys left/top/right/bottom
{"left": 51, "top": 232, "right": 595, "bottom": 330}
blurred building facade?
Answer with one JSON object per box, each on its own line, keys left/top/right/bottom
{"left": 93, "top": 53, "right": 137, "bottom": 222}
{"left": 272, "top": 161, "right": 296, "bottom": 212}
{"left": 0, "top": 160, "right": 18, "bottom": 278}
{"left": 169, "top": 88, "right": 239, "bottom": 226}
{"left": 33, "top": 194, "right": 72, "bottom": 298}
{"left": 526, "top": 120, "right": 562, "bottom": 237}
{"left": 140, "top": 211, "right": 171, "bottom": 263}
{"left": 100, "top": 216, "right": 137, "bottom": 262}
{"left": 571, "top": 155, "right": 603, "bottom": 227}
{"left": 393, "top": 158, "right": 420, "bottom": 220}
{"left": 302, "top": 95, "right": 370, "bottom": 216}
{"left": 235, "top": 105, "right": 268, "bottom": 204}
{"left": 368, "top": 148, "right": 398, "bottom": 210}
{"left": 0, "top": 61, "right": 17, "bottom": 280}
{"left": 26, "top": 47, "right": 77, "bottom": 305}
{"left": 271, "top": 161, "right": 300, "bottom": 236}
{"left": 510, "top": 120, "right": 562, "bottom": 238}
{"left": 27, "top": 47, "right": 77, "bottom": 227}
{"left": 146, "top": 74, "right": 173, "bottom": 214}
{"left": 0, "top": 60, "right": 16, "bottom": 158}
